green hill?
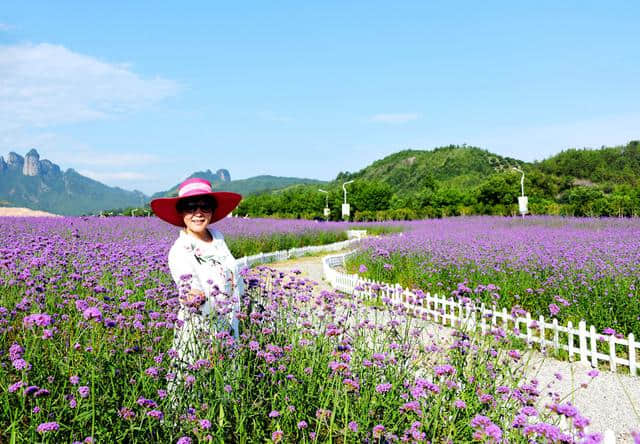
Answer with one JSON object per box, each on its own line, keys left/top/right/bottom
{"left": 536, "top": 141, "right": 640, "bottom": 186}
{"left": 152, "top": 169, "right": 326, "bottom": 198}
{"left": 237, "top": 142, "right": 640, "bottom": 220}
{"left": 334, "top": 145, "right": 524, "bottom": 191}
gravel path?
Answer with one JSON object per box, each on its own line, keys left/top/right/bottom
{"left": 268, "top": 254, "right": 640, "bottom": 443}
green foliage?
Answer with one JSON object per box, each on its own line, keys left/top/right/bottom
{"left": 235, "top": 141, "right": 640, "bottom": 220}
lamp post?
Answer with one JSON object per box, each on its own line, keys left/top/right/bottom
{"left": 131, "top": 208, "right": 137, "bottom": 217}
{"left": 512, "top": 167, "right": 527, "bottom": 218}
{"left": 318, "top": 189, "right": 330, "bottom": 220}
{"left": 342, "top": 180, "right": 354, "bottom": 220}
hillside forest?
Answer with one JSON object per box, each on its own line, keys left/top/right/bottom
{"left": 233, "top": 141, "right": 640, "bottom": 220}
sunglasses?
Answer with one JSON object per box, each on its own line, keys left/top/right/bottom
{"left": 182, "top": 201, "right": 214, "bottom": 213}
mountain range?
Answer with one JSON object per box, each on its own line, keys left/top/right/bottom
{"left": 0, "top": 149, "right": 325, "bottom": 215}
{"left": 0, "top": 149, "right": 146, "bottom": 215}
{"left": 2, "top": 141, "right": 639, "bottom": 216}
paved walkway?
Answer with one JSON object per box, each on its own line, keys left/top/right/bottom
{"left": 268, "top": 255, "right": 640, "bottom": 443}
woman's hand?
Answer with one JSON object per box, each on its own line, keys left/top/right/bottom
{"left": 180, "top": 289, "right": 206, "bottom": 307}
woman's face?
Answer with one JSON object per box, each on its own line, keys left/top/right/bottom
{"left": 180, "top": 199, "right": 213, "bottom": 236}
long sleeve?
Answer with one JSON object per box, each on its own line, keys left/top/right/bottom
{"left": 168, "top": 241, "right": 203, "bottom": 297}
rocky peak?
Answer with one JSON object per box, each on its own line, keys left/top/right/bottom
{"left": 216, "top": 168, "right": 231, "bottom": 182}
{"left": 7, "top": 152, "right": 24, "bottom": 169}
{"left": 0, "top": 156, "right": 6, "bottom": 173}
{"left": 23, "top": 149, "right": 41, "bottom": 176}
{"left": 39, "top": 159, "right": 62, "bottom": 178}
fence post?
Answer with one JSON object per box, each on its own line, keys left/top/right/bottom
{"left": 539, "top": 315, "right": 546, "bottom": 350}
{"left": 629, "top": 333, "right": 637, "bottom": 376}
{"left": 525, "top": 312, "right": 532, "bottom": 344}
{"left": 568, "top": 321, "right": 574, "bottom": 361}
{"left": 590, "top": 325, "right": 598, "bottom": 367}
{"left": 552, "top": 318, "right": 559, "bottom": 350}
{"left": 578, "top": 321, "right": 588, "bottom": 364}
{"left": 608, "top": 334, "right": 616, "bottom": 372}
{"left": 480, "top": 303, "right": 486, "bottom": 334}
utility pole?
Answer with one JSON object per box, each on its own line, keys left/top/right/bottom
{"left": 318, "top": 189, "right": 330, "bottom": 220}
{"left": 512, "top": 167, "right": 527, "bottom": 219}
{"left": 342, "top": 180, "right": 354, "bottom": 220}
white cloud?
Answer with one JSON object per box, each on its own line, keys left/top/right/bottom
{"left": 370, "top": 113, "right": 420, "bottom": 124}
{"left": 0, "top": 43, "right": 179, "bottom": 131}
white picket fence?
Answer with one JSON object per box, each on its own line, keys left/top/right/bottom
{"left": 324, "top": 250, "right": 631, "bottom": 442}
{"left": 323, "top": 250, "right": 640, "bottom": 377}
{"left": 235, "top": 230, "right": 366, "bottom": 269}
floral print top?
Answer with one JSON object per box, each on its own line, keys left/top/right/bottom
{"left": 168, "top": 228, "right": 243, "bottom": 317}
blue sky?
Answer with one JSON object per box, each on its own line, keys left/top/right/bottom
{"left": 1, "top": 1, "right": 638, "bottom": 194}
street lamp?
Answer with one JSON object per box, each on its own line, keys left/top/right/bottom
{"left": 342, "top": 180, "right": 354, "bottom": 220}
{"left": 131, "top": 208, "right": 137, "bottom": 217}
{"left": 318, "top": 189, "right": 330, "bottom": 219}
{"left": 512, "top": 167, "right": 527, "bottom": 218}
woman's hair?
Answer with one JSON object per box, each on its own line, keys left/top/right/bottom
{"left": 176, "top": 195, "right": 218, "bottom": 213}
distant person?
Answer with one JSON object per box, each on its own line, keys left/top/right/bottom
{"left": 150, "top": 178, "right": 243, "bottom": 396}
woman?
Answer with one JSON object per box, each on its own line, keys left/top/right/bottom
{"left": 151, "top": 178, "right": 243, "bottom": 390}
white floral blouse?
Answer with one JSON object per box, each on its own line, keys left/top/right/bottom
{"left": 168, "top": 228, "right": 244, "bottom": 328}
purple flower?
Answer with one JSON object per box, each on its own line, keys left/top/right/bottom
{"left": 268, "top": 410, "right": 280, "bottom": 418}
{"left": 78, "top": 386, "right": 90, "bottom": 398}
{"left": 146, "top": 410, "right": 164, "bottom": 420}
{"left": 176, "top": 437, "right": 192, "bottom": 444}
{"left": 8, "top": 381, "right": 25, "bottom": 393}
{"left": 82, "top": 307, "right": 102, "bottom": 321}
{"left": 372, "top": 424, "right": 385, "bottom": 438}
{"left": 375, "top": 383, "right": 392, "bottom": 393}
{"left": 12, "top": 358, "right": 31, "bottom": 371}
{"left": 118, "top": 407, "right": 136, "bottom": 420}
{"left": 9, "top": 343, "right": 23, "bottom": 360}
{"left": 37, "top": 422, "right": 60, "bottom": 433}
{"left": 358, "top": 264, "right": 368, "bottom": 274}
{"left": 70, "top": 375, "right": 80, "bottom": 385}
{"left": 271, "top": 430, "right": 283, "bottom": 443}
{"left": 348, "top": 421, "right": 358, "bottom": 432}
{"left": 24, "top": 385, "right": 39, "bottom": 396}
{"left": 297, "top": 421, "right": 308, "bottom": 429}
{"left": 23, "top": 313, "right": 53, "bottom": 327}
{"left": 548, "top": 303, "right": 560, "bottom": 316}
{"left": 454, "top": 399, "right": 466, "bottom": 409}
{"left": 199, "top": 419, "right": 211, "bottom": 429}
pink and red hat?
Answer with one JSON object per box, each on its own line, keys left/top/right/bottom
{"left": 150, "top": 178, "right": 242, "bottom": 227}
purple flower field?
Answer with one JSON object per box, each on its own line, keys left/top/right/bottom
{"left": 348, "top": 216, "right": 640, "bottom": 337}
{"left": 0, "top": 216, "right": 626, "bottom": 442}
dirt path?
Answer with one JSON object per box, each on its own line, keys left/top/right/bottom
{"left": 268, "top": 254, "right": 640, "bottom": 443}
{"left": 0, "top": 207, "right": 61, "bottom": 217}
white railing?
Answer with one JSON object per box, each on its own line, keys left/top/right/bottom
{"left": 235, "top": 235, "right": 364, "bottom": 269}
{"left": 323, "top": 250, "right": 626, "bottom": 442}
{"left": 322, "top": 251, "right": 640, "bottom": 378}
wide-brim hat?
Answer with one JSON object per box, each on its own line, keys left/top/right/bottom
{"left": 151, "top": 178, "right": 242, "bottom": 227}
